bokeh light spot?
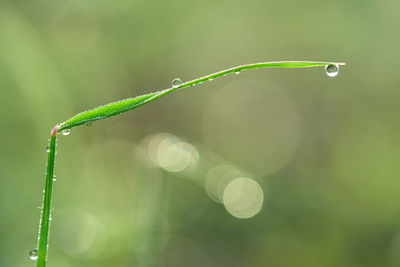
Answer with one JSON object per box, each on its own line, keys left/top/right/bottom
{"left": 147, "top": 133, "right": 199, "bottom": 173}
{"left": 57, "top": 210, "right": 107, "bottom": 259}
{"left": 223, "top": 177, "right": 264, "bottom": 219}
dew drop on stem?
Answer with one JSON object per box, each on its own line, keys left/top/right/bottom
{"left": 325, "top": 64, "right": 339, "bottom": 77}
{"left": 29, "top": 248, "right": 38, "bottom": 261}
{"left": 171, "top": 78, "right": 183, "bottom": 88}
{"left": 61, "top": 129, "right": 71, "bottom": 136}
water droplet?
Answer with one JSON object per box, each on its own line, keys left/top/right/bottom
{"left": 235, "top": 70, "right": 240, "bottom": 75}
{"left": 85, "top": 121, "right": 92, "bottom": 126}
{"left": 53, "top": 178, "right": 56, "bottom": 181}
{"left": 171, "top": 78, "right": 183, "bottom": 88}
{"left": 46, "top": 146, "right": 49, "bottom": 153}
{"left": 209, "top": 78, "right": 214, "bottom": 81}
{"left": 325, "top": 64, "right": 339, "bottom": 77}
{"left": 29, "top": 248, "right": 38, "bottom": 261}
{"left": 61, "top": 129, "right": 70, "bottom": 136}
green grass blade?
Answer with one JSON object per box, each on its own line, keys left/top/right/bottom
{"left": 36, "top": 128, "right": 58, "bottom": 267}
{"left": 57, "top": 61, "right": 345, "bottom": 132}
{"left": 35, "top": 60, "right": 345, "bottom": 266}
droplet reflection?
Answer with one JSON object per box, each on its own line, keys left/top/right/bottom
{"left": 325, "top": 64, "right": 339, "bottom": 77}
{"left": 171, "top": 78, "right": 183, "bottom": 88}
{"left": 29, "top": 248, "right": 38, "bottom": 261}
{"left": 61, "top": 129, "right": 71, "bottom": 136}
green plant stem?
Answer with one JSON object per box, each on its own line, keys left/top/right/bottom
{"left": 36, "top": 126, "right": 58, "bottom": 267}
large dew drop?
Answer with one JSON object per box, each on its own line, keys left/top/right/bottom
{"left": 29, "top": 248, "right": 38, "bottom": 261}
{"left": 171, "top": 78, "right": 183, "bottom": 88}
{"left": 325, "top": 64, "right": 339, "bottom": 77}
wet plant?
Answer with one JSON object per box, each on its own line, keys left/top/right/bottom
{"left": 33, "top": 61, "right": 345, "bottom": 266}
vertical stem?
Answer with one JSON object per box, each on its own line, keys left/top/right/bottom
{"left": 36, "top": 126, "right": 59, "bottom": 267}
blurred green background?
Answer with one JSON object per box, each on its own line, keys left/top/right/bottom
{"left": 1, "top": 0, "right": 399, "bottom": 266}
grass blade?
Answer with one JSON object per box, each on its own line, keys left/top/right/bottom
{"left": 57, "top": 61, "right": 345, "bottom": 132}
{"left": 35, "top": 60, "right": 345, "bottom": 266}
{"left": 36, "top": 127, "right": 58, "bottom": 267}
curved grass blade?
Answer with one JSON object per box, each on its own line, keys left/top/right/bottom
{"left": 57, "top": 61, "right": 345, "bottom": 132}
{"left": 35, "top": 60, "right": 345, "bottom": 267}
